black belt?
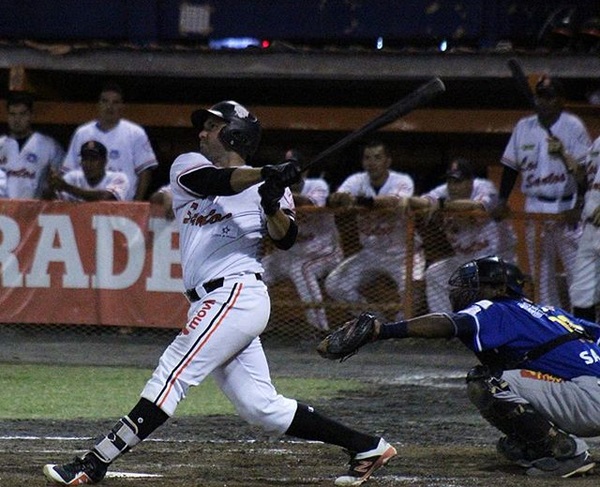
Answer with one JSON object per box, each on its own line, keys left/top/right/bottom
{"left": 536, "top": 194, "right": 574, "bottom": 202}
{"left": 185, "top": 273, "right": 263, "bottom": 302}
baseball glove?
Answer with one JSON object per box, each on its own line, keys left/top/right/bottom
{"left": 316, "top": 311, "right": 378, "bottom": 362}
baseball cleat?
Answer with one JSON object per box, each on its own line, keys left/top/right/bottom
{"left": 526, "top": 450, "right": 595, "bottom": 478}
{"left": 334, "top": 438, "right": 397, "bottom": 486}
{"left": 43, "top": 452, "right": 108, "bottom": 485}
{"left": 496, "top": 435, "right": 534, "bottom": 468}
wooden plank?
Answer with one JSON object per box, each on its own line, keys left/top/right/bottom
{"left": 1, "top": 101, "right": 599, "bottom": 136}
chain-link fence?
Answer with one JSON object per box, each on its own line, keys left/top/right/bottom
{"left": 266, "top": 206, "right": 580, "bottom": 342}
{"left": 0, "top": 205, "right": 582, "bottom": 345}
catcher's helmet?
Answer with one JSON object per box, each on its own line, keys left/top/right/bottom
{"left": 191, "top": 100, "right": 261, "bottom": 159}
{"left": 448, "top": 256, "right": 526, "bottom": 311}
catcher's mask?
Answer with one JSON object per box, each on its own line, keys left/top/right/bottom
{"left": 448, "top": 255, "right": 526, "bottom": 311}
{"left": 191, "top": 100, "right": 262, "bottom": 159}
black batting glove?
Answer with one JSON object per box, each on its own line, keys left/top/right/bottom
{"left": 261, "top": 158, "right": 302, "bottom": 187}
{"left": 259, "top": 180, "right": 285, "bottom": 216}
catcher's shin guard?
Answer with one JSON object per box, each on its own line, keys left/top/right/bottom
{"left": 466, "top": 365, "right": 576, "bottom": 461}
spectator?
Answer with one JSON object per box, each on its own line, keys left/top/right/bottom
{"left": 409, "top": 157, "right": 516, "bottom": 313}
{"left": 61, "top": 83, "right": 158, "bottom": 201}
{"left": 47, "top": 140, "right": 129, "bottom": 201}
{"left": 344, "top": 255, "right": 600, "bottom": 478}
{"left": 0, "top": 91, "right": 64, "bottom": 199}
{"left": 492, "top": 75, "right": 591, "bottom": 306}
{"left": 569, "top": 134, "right": 600, "bottom": 322}
{"left": 325, "top": 138, "right": 425, "bottom": 319}
{"left": 262, "top": 149, "right": 343, "bottom": 331}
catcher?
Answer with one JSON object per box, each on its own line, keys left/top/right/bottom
{"left": 318, "top": 255, "right": 600, "bottom": 478}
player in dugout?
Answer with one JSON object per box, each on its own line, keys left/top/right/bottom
{"left": 318, "top": 255, "right": 600, "bottom": 478}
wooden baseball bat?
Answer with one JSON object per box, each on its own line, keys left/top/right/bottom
{"left": 507, "top": 58, "right": 553, "bottom": 136}
{"left": 507, "top": 58, "right": 537, "bottom": 109}
{"left": 301, "top": 77, "right": 446, "bottom": 171}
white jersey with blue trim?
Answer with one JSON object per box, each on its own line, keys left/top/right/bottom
{"left": 0, "top": 132, "right": 64, "bottom": 199}
{"left": 170, "top": 152, "right": 295, "bottom": 290}
{"left": 62, "top": 119, "right": 158, "bottom": 201}
{"left": 454, "top": 298, "right": 600, "bottom": 379}
{"left": 57, "top": 169, "right": 130, "bottom": 202}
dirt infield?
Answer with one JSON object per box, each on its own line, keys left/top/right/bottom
{"left": 1, "top": 329, "right": 599, "bottom": 486}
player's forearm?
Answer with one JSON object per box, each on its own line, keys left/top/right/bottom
{"left": 498, "top": 166, "right": 519, "bottom": 202}
{"left": 267, "top": 214, "right": 298, "bottom": 250}
{"left": 134, "top": 169, "right": 153, "bottom": 201}
{"left": 378, "top": 313, "right": 457, "bottom": 340}
{"left": 65, "top": 184, "right": 116, "bottom": 201}
{"left": 230, "top": 167, "right": 263, "bottom": 192}
{"left": 445, "top": 199, "right": 485, "bottom": 211}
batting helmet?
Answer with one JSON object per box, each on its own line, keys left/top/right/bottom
{"left": 191, "top": 100, "right": 261, "bottom": 159}
{"left": 448, "top": 256, "right": 526, "bottom": 310}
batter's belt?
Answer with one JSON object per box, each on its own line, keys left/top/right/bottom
{"left": 184, "top": 273, "right": 263, "bottom": 302}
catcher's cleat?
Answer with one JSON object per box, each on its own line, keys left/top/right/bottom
{"left": 526, "top": 451, "right": 595, "bottom": 478}
{"left": 334, "top": 438, "right": 397, "bottom": 486}
{"left": 496, "top": 435, "right": 534, "bottom": 467}
{"left": 43, "top": 451, "right": 108, "bottom": 485}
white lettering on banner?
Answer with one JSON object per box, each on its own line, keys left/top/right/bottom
{"left": 26, "top": 215, "right": 89, "bottom": 288}
{"left": 92, "top": 216, "right": 145, "bottom": 290}
{"left": 0, "top": 215, "right": 24, "bottom": 287}
{"left": 146, "top": 218, "right": 183, "bottom": 292}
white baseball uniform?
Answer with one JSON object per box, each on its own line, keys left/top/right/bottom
{"left": 569, "top": 137, "right": 600, "bottom": 310}
{"left": 262, "top": 177, "right": 343, "bottom": 331}
{"left": 141, "top": 152, "right": 298, "bottom": 435}
{"left": 501, "top": 112, "right": 591, "bottom": 306}
{"left": 55, "top": 169, "right": 130, "bottom": 202}
{"left": 0, "top": 168, "right": 7, "bottom": 198}
{"left": 422, "top": 178, "right": 517, "bottom": 313}
{"left": 324, "top": 170, "right": 425, "bottom": 319}
{"left": 62, "top": 119, "right": 158, "bottom": 201}
{"left": 0, "top": 132, "right": 64, "bottom": 199}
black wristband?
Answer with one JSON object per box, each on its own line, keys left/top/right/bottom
{"left": 437, "top": 197, "right": 446, "bottom": 209}
{"left": 378, "top": 320, "right": 408, "bottom": 340}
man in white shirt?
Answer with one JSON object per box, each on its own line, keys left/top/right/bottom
{"left": 0, "top": 91, "right": 64, "bottom": 199}
{"left": 48, "top": 140, "right": 129, "bottom": 201}
{"left": 61, "top": 83, "right": 157, "bottom": 201}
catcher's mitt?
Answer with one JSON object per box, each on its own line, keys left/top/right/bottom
{"left": 316, "top": 311, "right": 378, "bottom": 362}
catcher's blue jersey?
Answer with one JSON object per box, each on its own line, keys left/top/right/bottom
{"left": 453, "top": 298, "right": 600, "bottom": 379}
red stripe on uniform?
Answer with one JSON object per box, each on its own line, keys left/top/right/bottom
{"left": 157, "top": 283, "right": 243, "bottom": 409}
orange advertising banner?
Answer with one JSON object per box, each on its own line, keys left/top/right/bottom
{"left": 0, "top": 199, "right": 188, "bottom": 328}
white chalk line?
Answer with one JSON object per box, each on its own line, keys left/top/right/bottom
{"left": 0, "top": 435, "right": 321, "bottom": 444}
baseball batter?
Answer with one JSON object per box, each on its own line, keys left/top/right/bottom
{"left": 344, "top": 256, "right": 600, "bottom": 477}
{"left": 569, "top": 135, "right": 600, "bottom": 322}
{"left": 43, "top": 101, "right": 396, "bottom": 486}
{"left": 494, "top": 75, "right": 591, "bottom": 306}
{"left": 263, "top": 152, "right": 343, "bottom": 331}
{"left": 0, "top": 92, "right": 64, "bottom": 199}
{"left": 61, "top": 83, "right": 158, "bottom": 201}
{"left": 326, "top": 139, "right": 424, "bottom": 320}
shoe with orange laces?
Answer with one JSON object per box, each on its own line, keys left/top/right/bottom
{"left": 43, "top": 451, "right": 108, "bottom": 485}
{"left": 335, "top": 438, "right": 397, "bottom": 486}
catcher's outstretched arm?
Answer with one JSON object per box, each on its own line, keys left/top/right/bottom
{"left": 378, "top": 313, "right": 460, "bottom": 340}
